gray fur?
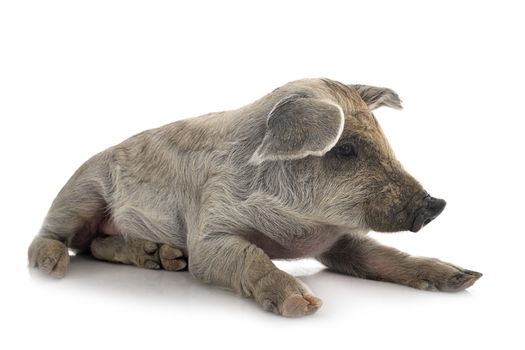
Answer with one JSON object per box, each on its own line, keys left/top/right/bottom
{"left": 349, "top": 84, "right": 403, "bottom": 110}
{"left": 28, "top": 78, "right": 481, "bottom": 316}
{"left": 250, "top": 94, "right": 344, "bottom": 164}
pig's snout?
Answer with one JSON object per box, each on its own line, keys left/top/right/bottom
{"left": 410, "top": 194, "right": 447, "bottom": 232}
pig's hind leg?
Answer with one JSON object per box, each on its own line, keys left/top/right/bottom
{"left": 90, "top": 235, "right": 187, "bottom": 271}
{"left": 317, "top": 234, "right": 482, "bottom": 292}
{"left": 28, "top": 156, "right": 110, "bottom": 278}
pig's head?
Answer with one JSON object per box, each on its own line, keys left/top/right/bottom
{"left": 249, "top": 79, "right": 446, "bottom": 233}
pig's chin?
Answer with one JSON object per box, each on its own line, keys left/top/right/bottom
{"left": 364, "top": 212, "right": 414, "bottom": 233}
{"left": 363, "top": 219, "right": 402, "bottom": 233}
{"left": 363, "top": 200, "right": 416, "bottom": 233}
{"left": 369, "top": 224, "right": 412, "bottom": 233}
{"left": 410, "top": 210, "right": 431, "bottom": 233}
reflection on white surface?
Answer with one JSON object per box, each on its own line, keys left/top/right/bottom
{"left": 26, "top": 255, "right": 330, "bottom": 306}
{"left": 26, "top": 254, "right": 475, "bottom": 315}
{"left": 27, "top": 254, "right": 472, "bottom": 308}
{"left": 0, "top": 244, "right": 516, "bottom": 350}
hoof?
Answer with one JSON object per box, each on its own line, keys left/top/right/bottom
{"left": 28, "top": 238, "right": 70, "bottom": 278}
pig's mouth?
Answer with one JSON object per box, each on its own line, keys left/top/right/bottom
{"left": 409, "top": 195, "right": 447, "bottom": 232}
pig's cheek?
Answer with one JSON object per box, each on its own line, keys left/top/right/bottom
{"left": 363, "top": 204, "right": 384, "bottom": 231}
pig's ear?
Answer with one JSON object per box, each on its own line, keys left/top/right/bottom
{"left": 249, "top": 95, "right": 344, "bottom": 165}
{"left": 349, "top": 84, "right": 403, "bottom": 110}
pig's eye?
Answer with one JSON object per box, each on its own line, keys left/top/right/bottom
{"left": 335, "top": 143, "right": 357, "bottom": 158}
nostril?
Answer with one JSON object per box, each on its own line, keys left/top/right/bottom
{"left": 409, "top": 195, "right": 447, "bottom": 232}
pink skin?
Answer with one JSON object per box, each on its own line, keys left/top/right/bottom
{"left": 98, "top": 219, "right": 121, "bottom": 236}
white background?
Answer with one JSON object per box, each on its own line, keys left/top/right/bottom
{"left": 1, "top": 1, "right": 523, "bottom": 349}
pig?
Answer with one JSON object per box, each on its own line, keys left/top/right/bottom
{"left": 28, "top": 78, "right": 482, "bottom": 317}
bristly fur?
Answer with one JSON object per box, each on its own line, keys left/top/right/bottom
{"left": 28, "top": 78, "right": 482, "bottom": 316}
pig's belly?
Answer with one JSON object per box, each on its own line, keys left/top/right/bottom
{"left": 98, "top": 206, "right": 188, "bottom": 250}
{"left": 244, "top": 230, "right": 341, "bottom": 259}
{"left": 99, "top": 220, "right": 120, "bottom": 236}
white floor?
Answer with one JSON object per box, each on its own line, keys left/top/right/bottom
{"left": 2, "top": 230, "right": 521, "bottom": 350}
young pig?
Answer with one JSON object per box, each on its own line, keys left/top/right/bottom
{"left": 28, "top": 78, "right": 482, "bottom": 317}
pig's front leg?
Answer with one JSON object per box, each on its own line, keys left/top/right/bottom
{"left": 189, "top": 233, "right": 322, "bottom": 317}
{"left": 317, "top": 234, "right": 482, "bottom": 292}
